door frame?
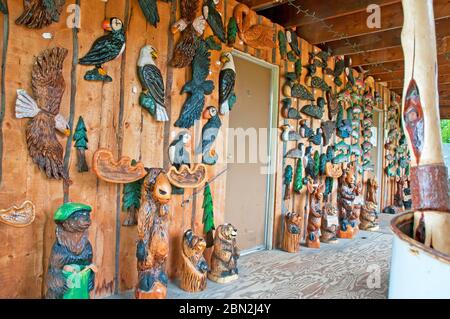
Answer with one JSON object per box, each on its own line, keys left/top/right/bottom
{"left": 230, "top": 49, "right": 279, "bottom": 255}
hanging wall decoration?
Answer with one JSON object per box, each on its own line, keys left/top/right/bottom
{"left": 121, "top": 162, "right": 144, "bottom": 226}
{"left": 281, "top": 124, "right": 301, "bottom": 142}
{"left": 307, "top": 76, "right": 330, "bottom": 92}
{"left": 293, "top": 158, "right": 303, "bottom": 193}
{"left": 0, "top": 201, "right": 35, "bottom": 227}
{"left": 326, "top": 91, "right": 339, "bottom": 120}
{"left": 306, "top": 179, "right": 324, "bottom": 249}
{"left": 196, "top": 107, "right": 222, "bottom": 165}
{"left": 16, "top": 0, "right": 65, "bottom": 29}
{"left": 169, "top": 131, "right": 191, "bottom": 169}
{"left": 304, "top": 146, "right": 315, "bottom": 180}
{"left": 92, "top": 149, "right": 147, "bottom": 184}
{"left": 208, "top": 224, "right": 240, "bottom": 283}
{"left": 285, "top": 143, "right": 304, "bottom": 159}
{"left": 233, "top": 3, "right": 275, "bottom": 49}
{"left": 332, "top": 55, "right": 345, "bottom": 86}
{"left": 203, "top": 0, "right": 226, "bottom": 43}
{"left": 202, "top": 182, "right": 215, "bottom": 247}
{"left": 282, "top": 212, "right": 302, "bottom": 253}
{"left": 15, "top": 47, "right": 70, "bottom": 185}
{"left": 320, "top": 203, "right": 338, "bottom": 244}
{"left": 308, "top": 128, "right": 323, "bottom": 146}
{"left": 219, "top": 52, "right": 237, "bottom": 115}
{"left": 227, "top": 16, "right": 238, "bottom": 46}
{"left": 138, "top": 0, "right": 159, "bottom": 27}
{"left": 135, "top": 169, "right": 172, "bottom": 299}
{"left": 321, "top": 120, "right": 336, "bottom": 146}
{"left": 180, "top": 229, "right": 209, "bottom": 293}
{"left": 281, "top": 98, "right": 301, "bottom": 120}
{"left": 205, "top": 35, "right": 222, "bottom": 51}
{"left": 46, "top": 203, "right": 96, "bottom": 299}
{"left": 0, "top": 1, "right": 7, "bottom": 14}
{"left": 73, "top": 116, "right": 89, "bottom": 173}
{"left": 286, "top": 28, "right": 301, "bottom": 57}
{"left": 175, "top": 40, "right": 214, "bottom": 128}
{"left": 299, "top": 120, "right": 314, "bottom": 139}
{"left": 137, "top": 45, "right": 169, "bottom": 122}
{"left": 360, "top": 178, "right": 379, "bottom": 231}
{"left": 171, "top": 0, "right": 206, "bottom": 68}
{"left": 284, "top": 73, "right": 314, "bottom": 100}
{"left": 301, "top": 98, "right": 324, "bottom": 120}
{"left": 167, "top": 165, "right": 208, "bottom": 189}
{"left": 278, "top": 30, "right": 287, "bottom": 59}
{"left": 79, "top": 17, "right": 126, "bottom": 82}
{"left": 283, "top": 165, "right": 293, "bottom": 200}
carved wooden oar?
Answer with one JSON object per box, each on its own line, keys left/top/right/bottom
{"left": 0, "top": 201, "right": 35, "bottom": 227}
{"left": 401, "top": 0, "right": 450, "bottom": 254}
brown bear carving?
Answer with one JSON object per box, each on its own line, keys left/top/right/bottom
{"left": 208, "top": 224, "right": 240, "bottom": 283}
{"left": 180, "top": 229, "right": 209, "bottom": 292}
{"left": 135, "top": 168, "right": 172, "bottom": 299}
{"left": 282, "top": 212, "right": 302, "bottom": 253}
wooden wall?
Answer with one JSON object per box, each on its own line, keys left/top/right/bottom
{"left": 0, "top": 0, "right": 390, "bottom": 298}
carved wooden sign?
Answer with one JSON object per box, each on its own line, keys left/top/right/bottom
{"left": 92, "top": 149, "right": 147, "bottom": 184}
{"left": 0, "top": 201, "right": 35, "bottom": 227}
{"left": 167, "top": 164, "right": 208, "bottom": 189}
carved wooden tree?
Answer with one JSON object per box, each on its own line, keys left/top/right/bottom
{"left": 122, "top": 162, "right": 143, "bottom": 227}
{"left": 73, "top": 116, "right": 89, "bottom": 173}
{"left": 401, "top": 0, "right": 450, "bottom": 254}
{"left": 202, "top": 182, "right": 215, "bottom": 248}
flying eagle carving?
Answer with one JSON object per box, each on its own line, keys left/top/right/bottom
{"left": 16, "top": 0, "right": 66, "bottom": 29}
{"left": 15, "top": 47, "right": 71, "bottom": 184}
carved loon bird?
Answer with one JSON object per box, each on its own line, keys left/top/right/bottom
{"left": 219, "top": 52, "right": 237, "bottom": 115}
{"left": 137, "top": 45, "right": 168, "bottom": 122}
{"left": 196, "top": 106, "right": 222, "bottom": 165}
{"left": 203, "top": 0, "right": 226, "bottom": 43}
{"left": 79, "top": 17, "right": 126, "bottom": 82}
{"left": 138, "top": 0, "right": 159, "bottom": 27}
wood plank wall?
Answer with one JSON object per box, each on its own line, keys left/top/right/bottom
{"left": 0, "top": 0, "right": 392, "bottom": 298}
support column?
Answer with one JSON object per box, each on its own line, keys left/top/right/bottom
{"left": 401, "top": 0, "right": 450, "bottom": 254}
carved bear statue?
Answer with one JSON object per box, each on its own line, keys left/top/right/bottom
{"left": 321, "top": 203, "right": 339, "bottom": 243}
{"left": 338, "top": 166, "right": 361, "bottom": 239}
{"left": 180, "top": 229, "right": 209, "bottom": 292}
{"left": 360, "top": 177, "right": 380, "bottom": 231}
{"left": 135, "top": 168, "right": 172, "bottom": 299}
{"left": 282, "top": 212, "right": 302, "bottom": 253}
{"left": 46, "top": 203, "right": 96, "bottom": 299}
{"left": 306, "top": 179, "right": 324, "bottom": 248}
{"left": 208, "top": 224, "right": 240, "bottom": 284}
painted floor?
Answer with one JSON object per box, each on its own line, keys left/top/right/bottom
{"left": 112, "top": 214, "right": 394, "bottom": 299}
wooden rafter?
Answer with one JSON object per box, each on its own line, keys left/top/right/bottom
{"left": 239, "top": 0, "right": 286, "bottom": 11}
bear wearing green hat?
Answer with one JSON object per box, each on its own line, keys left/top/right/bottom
{"left": 46, "top": 202, "right": 96, "bottom": 299}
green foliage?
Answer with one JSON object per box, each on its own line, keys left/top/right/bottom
{"left": 202, "top": 183, "right": 215, "bottom": 234}
{"left": 278, "top": 31, "right": 287, "bottom": 59}
{"left": 73, "top": 116, "right": 88, "bottom": 149}
{"left": 122, "top": 162, "right": 143, "bottom": 212}
{"left": 441, "top": 120, "right": 450, "bottom": 143}
{"left": 294, "top": 159, "right": 303, "bottom": 193}
{"left": 314, "top": 151, "right": 320, "bottom": 178}
{"left": 227, "top": 17, "right": 238, "bottom": 45}
{"left": 205, "top": 36, "right": 222, "bottom": 51}
{"left": 284, "top": 165, "right": 293, "bottom": 185}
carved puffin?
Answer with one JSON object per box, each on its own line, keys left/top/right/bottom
{"left": 219, "top": 52, "right": 237, "bottom": 115}
{"left": 196, "top": 106, "right": 222, "bottom": 165}
{"left": 169, "top": 131, "right": 191, "bottom": 169}
{"left": 203, "top": 0, "right": 226, "bottom": 43}
{"left": 79, "top": 17, "right": 126, "bottom": 82}
{"left": 137, "top": 45, "right": 168, "bottom": 122}
{"left": 138, "top": 0, "right": 159, "bottom": 27}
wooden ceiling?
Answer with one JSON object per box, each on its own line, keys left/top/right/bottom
{"left": 241, "top": 0, "right": 450, "bottom": 116}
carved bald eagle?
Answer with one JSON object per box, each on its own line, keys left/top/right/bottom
{"left": 137, "top": 45, "right": 168, "bottom": 122}
{"left": 286, "top": 28, "right": 301, "bottom": 57}
{"left": 15, "top": 47, "right": 70, "bottom": 184}
{"left": 219, "top": 52, "right": 236, "bottom": 115}
{"left": 138, "top": 0, "right": 159, "bottom": 27}
{"left": 16, "top": 0, "right": 65, "bottom": 29}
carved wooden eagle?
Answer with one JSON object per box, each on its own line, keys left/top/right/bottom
{"left": 16, "top": 0, "right": 66, "bottom": 29}
{"left": 16, "top": 47, "right": 70, "bottom": 183}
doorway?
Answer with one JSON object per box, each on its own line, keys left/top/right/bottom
{"left": 223, "top": 51, "right": 279, "bottom": 254}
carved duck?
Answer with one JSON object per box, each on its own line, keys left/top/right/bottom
{"left": 299, "top": 120, "right": 314, "bottom": 139}
{"left": 337, "top": 119, "right": 352, "bottom": 139}
{"left": 301, "top": 98, "right": 325, "bottom": 120}
{"left": 203, "top": 0, "right": 226, "bottom": 43}
{"left": 281, "top": 125, "right": 301, "bottom": 142}
{"left": 285, "top": 143, "right": 304, "bottom": 159}
{"left": 281, "top": 98, "right": 301, "bottom": 120}
{"left": 219, "top": 52, "right": 237, "bottom": 115}
{"left": 309, "top": 128, "right": 323, "bottom": 146}
{"left": 137, "top": 45, "right": 168, "bottom": 122}
{"left": 233, "top": 4, "right": 275, "bottom": 49}
{"left": 79, "top": 17, "right": 126, "bottom": 82}
{"left": 139, "top": 0, "right": 159, "bottom": 27}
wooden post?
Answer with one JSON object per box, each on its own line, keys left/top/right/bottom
{"left": 401, "top": 0, "right": 450, "bottom": 254}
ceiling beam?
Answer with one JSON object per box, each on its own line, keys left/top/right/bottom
{"left": 350, "top": 46, "right": 404, "bottom": 66}
{"left": 294, "top": 0, "right": 450, "bottom": 45}
{"left": 239, "top": 0, "right": 286, "bottom": 11}
{"left": 258, "top": 0, "right": 400, "bottom": 28}
{"left": 326, "top": 17, "right": 450, "bottom": 56}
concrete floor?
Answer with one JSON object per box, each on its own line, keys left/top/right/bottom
{"left": 112, "top": 214, "right": 394, "bottom": 299}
